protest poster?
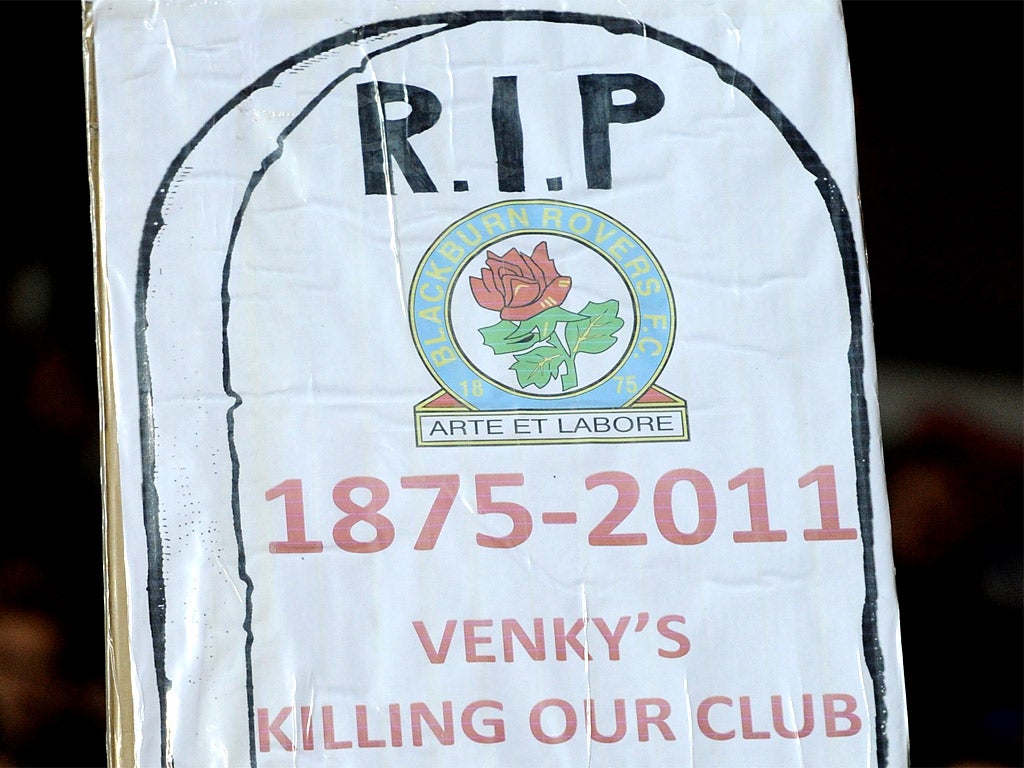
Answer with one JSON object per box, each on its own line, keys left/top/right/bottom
{"left": 87, "top": 2, "right": 908, "bottom": 765}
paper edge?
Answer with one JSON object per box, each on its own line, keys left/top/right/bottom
{"left": 84, "top": 2, "right": 136, "bottom": 765}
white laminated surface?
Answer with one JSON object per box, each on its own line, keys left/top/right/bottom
{"left": 89, "top": 1, "right": 908, "bottom": 766}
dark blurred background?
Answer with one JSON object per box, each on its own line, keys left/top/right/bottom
{"left": 0, "top": 2, "right": 1018, "bottom": 766}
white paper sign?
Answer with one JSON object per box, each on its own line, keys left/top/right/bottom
{"left": 89, "top": 2, "right": 908, "bottom": 766}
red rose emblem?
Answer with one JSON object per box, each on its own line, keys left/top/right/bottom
{"left": 469, "top": 242, "right": 572, "bottom": 321}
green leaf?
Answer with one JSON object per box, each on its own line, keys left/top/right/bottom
{"left": 479, "top": 320, "right": 536, "bottom": 354}
{"left": 565, "top": 300, "right": 624, "bottom": 356}
{"left": 511, "top": 344, "right": 565, "bottom": 389}
{"left": 524, "top": 306, "right": 587, "bottom": 342}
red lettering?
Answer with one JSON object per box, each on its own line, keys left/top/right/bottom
{"left": 697, "top": 697, "right": 734, "bottom": 741}
{"left": 772, "top": 694, "right": 814, "bottom": 738}
{"left": 823, "top": 693, "right": 862, "bottom": 736}
{"left": 411, "top": 701, "right": 455, "bottom": 746}
{"left": 299, "top": 706, "right": 315, "bottom": 751}
{"left": 801, "top": 465, "right": 857, "bottom": 540}
{"left": 266, "top": 479, "right": 323, "bottom": 554}
{"left": 388, "top": 703, "right": 403, "bottom": 747}
{"left": 739, "top": 696, "right": 770, "bottom": 739}
{"left": 412, "top": 620, "right": 456, "bottom": 663}
{"left": 530, "top": 699, "right": 577, "bottom": 744}
{"left": 553, "top": 617, "right": 591, "bottom": 660}
{"left": 258, "top": 707, "right": 294, "bottom": 752}
{"left": 587, "top": 698, "right": 627, "bottom": 743}
{"left": 730, "top": 467, "right": 787, "bottom": 542}
{"left": 636, "top": 698, "right": 674, "bottom": 742}
{"left": 501, "top": 618, "right": 545, "bottom": 661}
{"left": 464, "top": 619, "right": 496, "bottom": 662}
{"left": 654, "top": 468, "right": 717, "bottom": 545}
{"left": 656, "top": 614, "right": 690, "bottom": 658}
{"left": 321, "top": 706, "right": 352, "bottom": 750}
{"left": 462, "top": 700, "right": 505, "bottom": 744}
{"left": 592, "top": 616, "right": 630, "bottom": 660}
{"left": 355, "top": 704, "right": 386, "bottom": 748}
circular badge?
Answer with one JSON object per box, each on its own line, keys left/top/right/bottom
{"left": 410, "top": 200, "right": 674, "bottom": 410}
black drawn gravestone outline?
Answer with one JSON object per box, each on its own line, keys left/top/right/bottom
{"left": 134, "top": 11, "right": 889, "bottom": 767}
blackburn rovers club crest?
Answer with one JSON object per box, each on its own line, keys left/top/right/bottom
{"left": 411, "top": 200, "right": 688, "bottom": 446}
